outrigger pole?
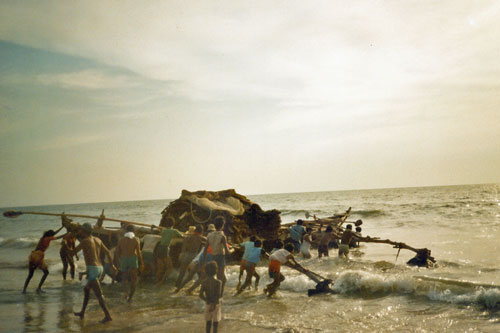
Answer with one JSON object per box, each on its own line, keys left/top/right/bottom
{"left": 2, "top": 210, "right": 161, "bottom": 229}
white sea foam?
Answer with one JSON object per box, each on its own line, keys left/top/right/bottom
{"left": 427, "top": 288, "right": 500, "bottom": 309}
{"left": 332, "top": 270, "right": 415, "bottom": 295}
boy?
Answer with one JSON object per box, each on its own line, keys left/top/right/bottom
{"left": 199, "top": 261, "right": 222, "bottom": 333}
{"left": 202, "top": 216, "right": 233, "bottom": 295}
{"left": 236, "top": 239, "right": 265, "bottom": 295}
{"left": 236, "top": 236, "right": 256, "bottom": 290}
{"left": 264, "top": 243, "right": 298, "bottom": 297}
{"left": 289, "top": 219, "right": 305, "bottom": 253}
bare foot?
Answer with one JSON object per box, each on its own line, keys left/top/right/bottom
{"left": 74, "top": 312, "right": 84, "bottom": 319}
{"left": 101, "top": 316, "right": 112, "bottom": 323}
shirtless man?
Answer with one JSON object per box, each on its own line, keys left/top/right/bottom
{"left": 318, "top": 226, "right": 336, "bottom": 258}
{"left": 60, "top": 232, "right": 79, "bottom": 280}
{"left": 202, "top": 216, "right": 233, "bottom": 295}
{"left": 73, "top": 223, "right": 115, "bottom": 323}
{"left": 115, "top": 224, "right": 144, "bottom": 302}
{"left": 175, "top": 225, "right": 206, "bottom": 290}
{"left": 339, "top": 224, "right": 357, "bottom": 259}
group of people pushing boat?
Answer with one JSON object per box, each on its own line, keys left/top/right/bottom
{"left": 22, "top": 213, "right": 367, "bottom": 331}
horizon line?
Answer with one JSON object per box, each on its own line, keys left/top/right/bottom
{"left": 2, "top": 181, "right": 498, "bottom": 210}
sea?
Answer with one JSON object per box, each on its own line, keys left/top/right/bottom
{"left": 1, "top": 184, "right": 499, "bottom": 333}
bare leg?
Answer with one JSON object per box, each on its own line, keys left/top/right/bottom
{"left": 236, "top": 267, "right": 244, "bottom": 290}
{"left": 91, "top": 280, "right": 112, "bottom": 322}
{"left": 175, "top": 260, "right": 189, "bottom": 289}
{"left": 127, "top": 269, "right": 138, "bottom": 302}
{"left": 236, "top": 265, "right": 255, "bottom": 295}
{"left": 253, "top": 270, "right": 260, "bottom": 290}
{"left": 267, "top": 273, "right": 285, "bottom": 297}
{"left": 37, "top": 269, "right": 49, "bottom": 292}
{"left": 61, "top": 254, "right": 68, "bottom": 280}
{"left": 74, "top": 285, "right": 90, "bottom": 319}
{"left": 160, "top": 257, "right": 173, "bottom": 284}
{"left": 217, "top": 266, "right": 227, "bottom": 296}
{"left": 186, "top": 271, "right": 204, "bottom": 295}
{"left": 23, "top": 265, "right": 36, "bottom": 293}
{"left": 176, "top": 265, "right": 196, "bottom": 292}
{"left": 69, "top": 259, "right": 75, "bottom": 280}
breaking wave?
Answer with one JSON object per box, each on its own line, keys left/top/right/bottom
{"left": 280, "top": 209, "right": 328, "bottom": 217}
{"left": 0, "top": 237, "right": 38, "bottom": 249}
{"left": 332, "top": 270, "right": 415, "bottom": 295}
{"left": 428, "top": 288, "right": 500, "bottom": 310}
{"left": 351, "top": 209, "right": 387, "bottom": 218}
{"left": 0, "top": 261, "right": 27, "bottom": 270}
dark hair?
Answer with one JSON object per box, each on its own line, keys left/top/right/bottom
{"left": 254, "top": 239, "right": 262, "bottom": 247}
{"left": 250, "top": 235, "right": 257, "bottom": 242}
{"left": 356, "top": 227, "right": 362, "bottom": 232}
{"left": 214, "top": 216, "right": 225, "bottom": 230}
{"left": 326, "top": 226, "right": 333, "bottom": 232}
{"left": 43, "top": 230, "right": 56, "bottom": 237}
{"left": 205, "top": 261, "right": 218, "bottom": 276}
{"left": 195, "top": 225, "right": 202, "bottom": 233}
{"left": 297, "top": 219, "right": 303, "bottom": 225}
{"left": 165, "top": 216, "right": 175, "bottom": 228}
{"left": 126, "top": 224, "right": 135, "bottom": 232}
{"left": 346, "top": 224, "right": 352, "bottom": 230}
{"left": 284, "top": 243, "right": 294, "bottom": 252}
{"left": 306, "top": 227, "right": 312, "bottom": 233}
{"left": 275, "top": 240, "right": 283, "bottom": 249}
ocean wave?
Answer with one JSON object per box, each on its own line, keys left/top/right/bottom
{"left": 332, "top": 270, "right": 415, "bottom": 295}
{"left": 0, "top": 237, "right": 38, "bottom": 249}
{"left": 280, "top": 209, "right": 326, "bottom": 217}
{"left": 427, "top": 288, "right": 500, "bottom": 309}
{"left": 351, "top": 209, "right": 387, "bottom": 218}
{"left": 0, "top": 261, "right": 27, "bottom": 269}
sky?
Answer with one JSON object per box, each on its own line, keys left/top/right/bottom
{"left": 1, "top": 1, "right": 499, "bottom": 207}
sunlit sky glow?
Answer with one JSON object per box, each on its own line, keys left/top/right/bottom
{"left": 1, "top": 1, "right": 499, "bottom": 207}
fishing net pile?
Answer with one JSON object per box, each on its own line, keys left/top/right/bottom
{"left": 160, "top": 189, "right": 282, "bottom": 243}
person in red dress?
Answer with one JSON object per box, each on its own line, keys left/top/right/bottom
{"left": 23, "top": 224, "right": 66, "bottom": 293}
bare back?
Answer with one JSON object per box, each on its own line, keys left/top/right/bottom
{"left": 201, "top": 277, "right": 222, "bottom": 305}
{"left": 117, "top": 237, "right": 141, "bottom": 257}
{"left": 340, "top": 229, "right": 354, "bottom": 245}
{"left": 182, "top": 234, "right": 205, "bottom": 253}
{"left": 80, "top": 236, "right": 106, "bottom": 266}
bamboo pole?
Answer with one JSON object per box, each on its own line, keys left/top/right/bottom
{"left": 2, "top": 210, "right": 162, "bottom": 229}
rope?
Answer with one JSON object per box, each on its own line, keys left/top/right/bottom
{"left": 190, "top": 201, "right": 212, "bottom": 224}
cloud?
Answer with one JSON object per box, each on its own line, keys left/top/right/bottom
{"left": 35, "top": 133, "right": 112, "bottom": 151}
{"left": 1, "top": 1, "right": 498, "bottom": 105}
{"left": 36, "top": 69, "right": 139, "bottom": 90}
